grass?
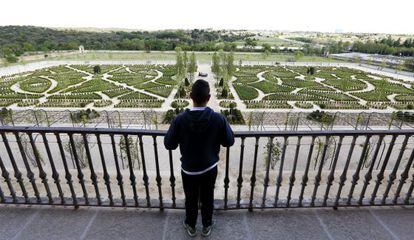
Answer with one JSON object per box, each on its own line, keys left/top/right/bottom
{"left": 0, "top": 50, "right": 339, "bottom": 67}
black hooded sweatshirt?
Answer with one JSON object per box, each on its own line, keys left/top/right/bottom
{"left": 164, "top": 107, "right": 235, "bottom": 172}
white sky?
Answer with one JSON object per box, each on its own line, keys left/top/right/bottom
{"left": 1, "top": 0, "right": 413, "bottom": 34}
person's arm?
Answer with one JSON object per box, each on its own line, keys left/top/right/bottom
{"left": 220, "top": 116, "right": 235, "bottom": 147}
{"left": 164, "top": 117, "right": 180, "bottom": 150}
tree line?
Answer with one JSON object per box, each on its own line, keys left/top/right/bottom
{"left": 351, "top": 36, "right": 414, "bottom": 56}
{"left": 0, "top": 26, "right": 251, "bottom": 62}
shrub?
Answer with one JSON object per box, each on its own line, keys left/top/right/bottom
{"left": 307, "top": 110, "right": 334, "bottom": 124}
{"left": 93, "top": 65, "right": 101, "bottom": 74}
{"left": 221, "top": 88, "right": 228, "bottom": 98}
{"left": 221, "top": 106, "right": 245, "bottom": 124}
{"left": 307, "top": 67, "right": 316, "bottom": 75}
{"left": 319, "top": 103, "right": 326, "bottom": 109}
{"left": 5, "top": 54, "right": 18, "bottom": 63}
{"left": 70, "top": 109, "right": 100, "bottom": 123}
{"left": 163, "top": 108, "right": 185, "bottom": 124}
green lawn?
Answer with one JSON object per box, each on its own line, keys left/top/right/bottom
{"left": 1, "top": 51, "right": 339, "bottom": 67}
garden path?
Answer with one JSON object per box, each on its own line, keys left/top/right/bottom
{"left": 347, "top": 79, "right": 375, "bottom": 94}
{"left": 228, "top": 76, "right": 247, "bottom": 111}
{"left": 197, "top": 64, "right": 220, "bottom": 111}
{"left": 387, "top": 93, "right": 398, "bottom": 103}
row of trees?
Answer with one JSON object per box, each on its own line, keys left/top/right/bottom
{"left": 351, "top": 37, "right": 414, "bottom": 56}
{"left": 175, "top": 47, "right": 198, "bottom": 80}
{"left": 211, "top": 50, "right": 236, "bottom": 80}
{"left": 0, "top": 26, "right": 249, "bottom": 62}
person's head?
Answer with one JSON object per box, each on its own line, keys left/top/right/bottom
{"left": 190, "top": 79, "right": 210, "bottom": 106}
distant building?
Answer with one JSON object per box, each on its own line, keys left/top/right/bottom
{"left": 79, "top": 45, "right": 85, "bottom": 53}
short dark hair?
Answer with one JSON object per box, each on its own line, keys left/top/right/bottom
{"left": 190, "top": 79, "right": 210, "bottom": 104}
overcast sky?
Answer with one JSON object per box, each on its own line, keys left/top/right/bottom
{"left": 1, "top": 0, "right": 413, "bottom": 34}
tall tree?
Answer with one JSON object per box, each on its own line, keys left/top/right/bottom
{"left": 175, "top": 47, "right": 184, "bottom": 78}
{"left": 188, "top": 52, "right": 198, "bottom": 80}
{"left": 226, "top": 52, "right": 235, "bottom": 77}
{"left": 211, "top": 52, "right": 220, "bottom": 74}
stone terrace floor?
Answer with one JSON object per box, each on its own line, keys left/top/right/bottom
{"left": 0, "top": 205, "right": 413, "bottom": 240}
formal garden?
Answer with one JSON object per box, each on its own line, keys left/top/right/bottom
{"left": 2, "top": 57, "right": 414, "bottom": 113}
{"left": 0, "top": 64, "right": 180, "bottom": 109}
{"left": 228, "top": 65, "right": 414, "bottom": 110}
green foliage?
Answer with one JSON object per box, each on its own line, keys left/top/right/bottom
{"left": 307, "top": 110, "right": 334, "bottom": 124}
{"left": 0, "top": 26, "right": 250, "bottom": 57}
{"left": 220, "top": 106, "right": 245, "bottom": 124}
{"left": 211, "top": 51, "right": 235, "bottom": 80}
{"left": 307, "top": 67, "right": 316, "bottom": 75}
{"left": 171, "top": 100, "right": 189, "bottom": 108}
{"left": 93, "top": 65, "right": 101, "bottom": 74}
{"left": 395, "top": 111, "right": 414, "bottom": 122}
{"left": 221, "top": 87, "right": 228, "bottom": 98}
{"left": 233, "top": 84, "right": 258, "bottom": 100}
{"left": 0, "top": 108, "right": 12, "bottom": 124}
{"left": 188, "top": 52, "right": 198, "bottom": 74}
{"left": 163, "top": 107, "right": 185, "bottom": 124}
{"left": 70, "top": 109, "right": 100, "bottom": 124}
{"left": 352, "top": 37, "right": 414, "bottom": 57}
{"left": 5, "top": 54, "right": 18, "bottom": 63}
{"left": 184, "top": 78, "right": 190, "bottom": 86}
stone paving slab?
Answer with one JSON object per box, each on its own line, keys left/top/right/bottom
{"left": 0, "top": 205, "right": 413, "bottom": 240}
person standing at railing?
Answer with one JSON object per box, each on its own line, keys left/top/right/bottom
{"left": 164, "top": 79, "right": 235, "bottom": 237}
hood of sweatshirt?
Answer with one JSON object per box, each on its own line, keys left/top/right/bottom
{"left": 183, "top": 107, "right": 214, "bottom": 133}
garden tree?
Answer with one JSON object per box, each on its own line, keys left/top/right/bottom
{"left": 221, "top": 87, "right": 228, "bottom": 98}
{"left": 163, "top": 107, "right": 185, "bottom": 124}
{"left": 175, "top": 47, "right": 185, "bottom": 78}
{"left": 211, "top": 52, "right": 220, "bottom": 74}
{"left": 211, "top": 51, "right": 235, "bottom": 80}
{"left": 219, "top": 78, "right": 224, "bottom": 87}
{"left": 307, "top": 110, "right": 334, "bottom": 125}
{"left": 70, "top": 109, "right": 100, "bottom": 125}
{"left": 188, "top": 52, "right": 197, "bottom": 80}
{"left": 307, "top": 66, "right": 316, "bottom": 75}
{"left": 178, "top": 85, "right": 186, "bottom": 98}
{"left": 184, "top": 78, "right": 190, "bottom": 86}
{"left": 93, "top": 65, "right": 101, "bottom": 74}
{"left": 244, "top": 38, "right": 258, "bottom": 49}
{"left": 262, "top": 43, "right": 272, "bottom": 53}
{"left": 220, "top": 105, "right": 245, "bottom": 124}
{"left": 226, "top": 52, "right": 236, "bottom": 77}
